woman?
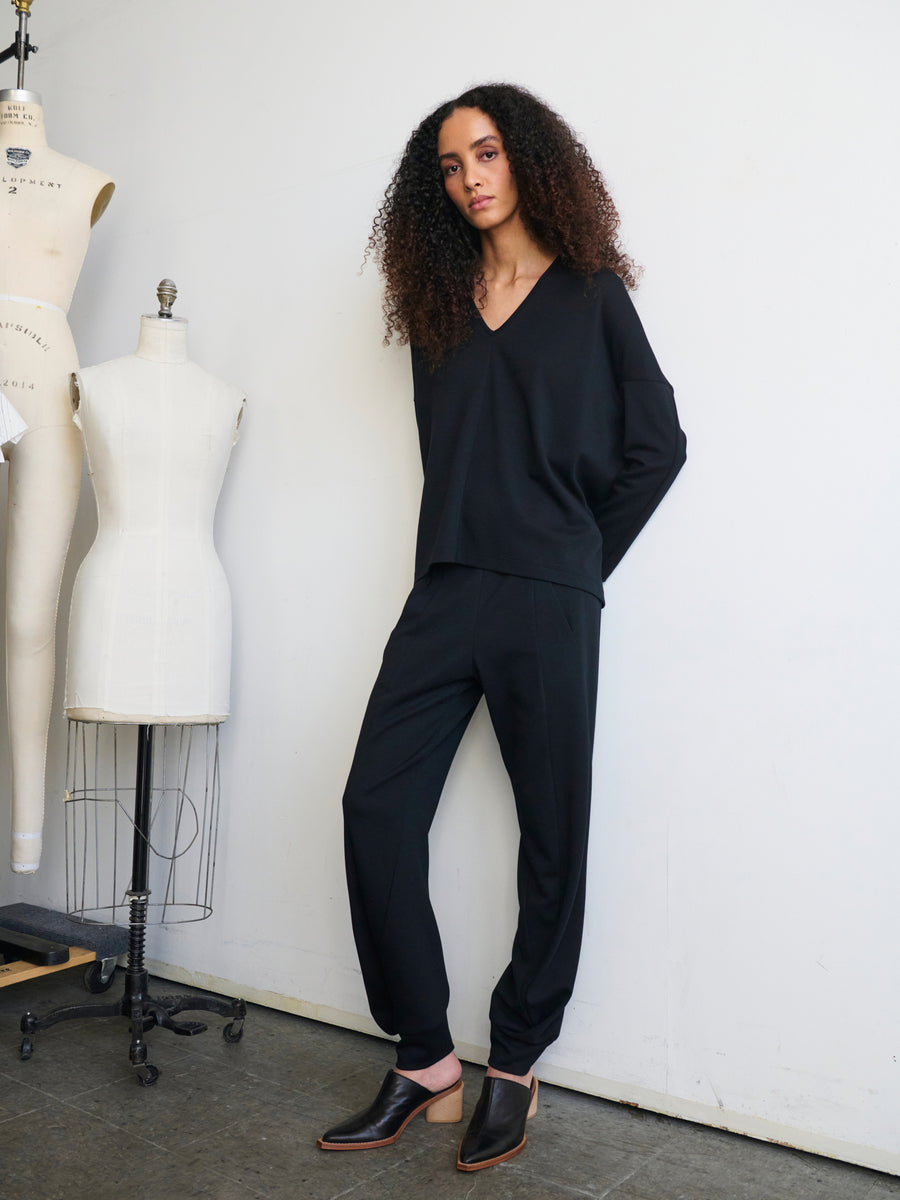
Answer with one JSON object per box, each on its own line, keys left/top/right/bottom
{"left": 318, "top": 82, "right": 686, "bottom": 1171}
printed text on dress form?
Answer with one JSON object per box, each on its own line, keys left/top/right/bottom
{"left": 0, "top": 322, "right": 51, "bottom": 352}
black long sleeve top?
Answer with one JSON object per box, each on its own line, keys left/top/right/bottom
{"left": 410, "top": 260, "right": 686, "bottom": 603}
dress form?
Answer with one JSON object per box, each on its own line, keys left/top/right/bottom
{"left": 0, "top": 88, "right": 114, "bottom": 873}
{"left": 66, "top": 283, "right": 246, "bottom": 724}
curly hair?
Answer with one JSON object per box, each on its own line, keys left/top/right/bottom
{"left": 368, "top": 82, "right": 640, "bottom": 367}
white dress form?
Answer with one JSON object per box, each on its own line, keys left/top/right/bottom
{"left": 66, "top": 313, "right": 245, "bottom": 724}
{"left": 0, "top": 91, "right": 114, "bottom": 873}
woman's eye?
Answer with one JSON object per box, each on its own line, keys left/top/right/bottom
{"left": 481, "top": 150, "right": 497, "bottom": 161}
{"left": 443, "top": 163, "right": 459, "bottom": 177}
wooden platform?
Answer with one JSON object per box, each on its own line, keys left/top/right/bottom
{"left": 0, "top": 945, "right": 95, "bottom": 988}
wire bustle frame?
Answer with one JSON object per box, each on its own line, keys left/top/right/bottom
{"left": 64, "top": 720, "right": 222, "bottom": 926}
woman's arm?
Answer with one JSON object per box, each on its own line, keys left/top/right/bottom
{"left": 592, "top": 273, "right": 687, "bottom": 580}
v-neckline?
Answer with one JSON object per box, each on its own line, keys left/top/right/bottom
{"left": 474, "top": 257, "right": 559, "bottom": 335}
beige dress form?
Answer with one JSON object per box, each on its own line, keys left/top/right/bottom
{"left": 66, "top": 316, "right": 245, "bottom": 724}
{"left": 1, "top": 93, "right": 114, "bottom": 873}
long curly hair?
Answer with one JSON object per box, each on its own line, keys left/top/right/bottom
{"left": 368, "top": 82, "right": 639, "bottom": 366}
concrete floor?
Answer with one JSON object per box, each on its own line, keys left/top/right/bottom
{"left": 0, "top": 968, "right": 898, "bottom": 1200}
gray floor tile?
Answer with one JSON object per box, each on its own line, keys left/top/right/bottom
{"left": 0, "top": 966, "right": 896, "bottom": 1200}
{"left": 610, "top": 1123, "right": 889, "bottom": 1200}
{"left": 539, "top": 1082, "right": 677, "bottom": 1153}
{"left": 864, "top": 1176, "right": 900, "bottom": 1199}
{"left": 69, "top": 1053, "right": 300, "bottom": 1152}
{"left": 0, "top": 1071, "right": 53, "bottom": 1121}
{"left": 0, "top": 1103, "right": 162, "bottom": 1200}
{"left": 181, "top": 1091, "right": 434, "bottom": 1200}
{"left": 514, "top": 1082, "right": 677, "bottom": 1196}
{"left": 4, "top": 1025, "right": 145, "bottom": 1100}
{"left": 102, "top": 1150, "right": 266, "bottom": 1200}
{"left": 192, "top": 1004, "right": 389, "bottom": 1091}
{"left": 342, "top": 1154, "right": 604, "bottom": 1200}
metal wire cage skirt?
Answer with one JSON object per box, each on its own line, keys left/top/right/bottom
{"left": 65, "top": 720, "right": 223, "bottom": 926}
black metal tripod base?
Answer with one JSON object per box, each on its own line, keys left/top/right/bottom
{"left": 20, "top": 971, "right": 247, "bottom": 1086}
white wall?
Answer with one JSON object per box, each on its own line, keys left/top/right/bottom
{"left": 2, "top": 0, "right": 898, "bottom": 1175}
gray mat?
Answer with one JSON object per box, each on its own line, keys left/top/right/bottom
{"left": 0, "top": 903, "right": 128, "bottom": 959}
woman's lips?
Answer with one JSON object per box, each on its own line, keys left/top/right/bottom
{"left": 469, "top": 195, "right": 493, "bottom": 211}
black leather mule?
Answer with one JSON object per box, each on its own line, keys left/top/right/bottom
{"left": 317, "top": 1070, "right": 463, "bottom": 1150}
{"left": 457, "top": 1075, "right": 538, "bottom": 1170}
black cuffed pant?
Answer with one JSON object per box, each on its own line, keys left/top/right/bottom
{"left": 342, "top": 564, "right": 601, "bottom": 1075}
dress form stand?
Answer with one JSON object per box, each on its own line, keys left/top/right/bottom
{"left": 21, "top": 721, "right": 246, "bottom": 1083}
{"left": 21, "top": 723, "right": 246, "bottom": 1083}
{"left": 20, "top": 282, "right": 247, "bottom": 1084}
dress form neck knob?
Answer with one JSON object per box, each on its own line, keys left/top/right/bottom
{"left": 157, "top": 278, "right": 177, "bottom": 319}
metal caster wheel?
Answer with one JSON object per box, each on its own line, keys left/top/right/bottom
{"left": 20, "top": 1037, "right": 34, "bottom": 1061}
{"left": 83, "top": 959, "right": 116, "bottom": 994}
{"left": 222, "top": 1020, "right": 244, "bottom": 1043}
{"left": 135, "top": 1064, "right": 160, "bottom": 1087}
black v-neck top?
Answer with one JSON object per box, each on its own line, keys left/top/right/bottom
{"left": 410, "top": 260, "right": 686, "bottom": 602}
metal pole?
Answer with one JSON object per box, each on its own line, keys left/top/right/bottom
{"left": 131, "top": 724, "right": 154, "bottom": 892}
{"left": 15, "top": 9, "right": 25, "bottom": 87}
{"left": 13, "top": 1, "right": 34, "bottom": 91}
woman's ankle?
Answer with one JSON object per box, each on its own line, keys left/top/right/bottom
{"left": 395, "top": 1050, "right": 461, "bottom": 1092}
{"left": 485, "top": 1065, "right": 533, "bottom": 1087}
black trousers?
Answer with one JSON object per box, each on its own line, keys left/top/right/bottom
{"left": 342, "top": 564, "right": 601, "bottom": 1075}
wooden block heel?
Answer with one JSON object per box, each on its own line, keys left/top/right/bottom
{"left": 425, "top": 1079, "right": 464, "bottom": 1123}
{"left": 527, "top": 1078, "right": 539, "bottom": 1118}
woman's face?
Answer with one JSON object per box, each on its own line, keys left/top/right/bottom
{"left": 437, "top": 106, "right": 520, "bottom": 232}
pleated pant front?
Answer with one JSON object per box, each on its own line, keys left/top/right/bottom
{"left": 342, "top": 564, "right": 601, "bottom": 1075}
